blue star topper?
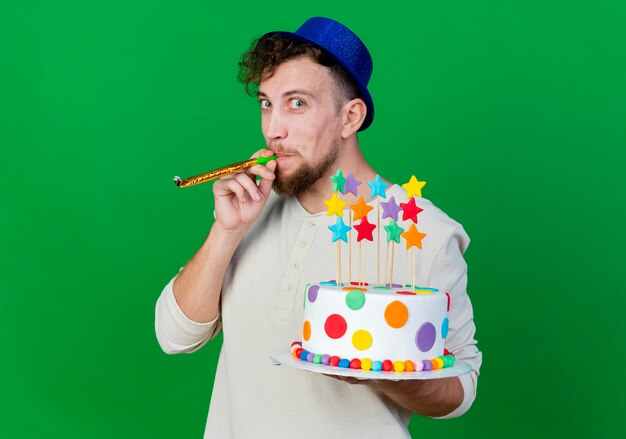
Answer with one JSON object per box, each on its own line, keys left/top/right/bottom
{"left": 367, "top": 175, "right": 388, "bottom": 199}
{"left": 328, "top": 217, "right": 351, "bottom": 243}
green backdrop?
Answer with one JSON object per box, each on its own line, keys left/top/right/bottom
{"left": 1, "top": 1, "right": 624, "bottom": 437}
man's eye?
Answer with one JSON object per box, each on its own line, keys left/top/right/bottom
{"left": 289, "top": 99, "right": 304, "bottom": 109}
{"left": 260, "top": 99, "right": 271, "bottom": 109}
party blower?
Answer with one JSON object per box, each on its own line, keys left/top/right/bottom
{"left": 174, "top": 155, "right": 277, "bottom": 188}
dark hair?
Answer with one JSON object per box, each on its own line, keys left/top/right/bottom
{"left": 238, "top": 34, "right": 360, "bottom": 109}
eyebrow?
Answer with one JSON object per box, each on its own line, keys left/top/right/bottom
{"left": 257, "top": 89, "right": 316, "bottom": 100}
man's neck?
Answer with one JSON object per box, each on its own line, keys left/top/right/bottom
{"left": 296, "top": 140, "right": 381, "bottom": 215}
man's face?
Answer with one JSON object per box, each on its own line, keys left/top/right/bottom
{"left": 257, "top": 57, "right": 344, "bottom": 197}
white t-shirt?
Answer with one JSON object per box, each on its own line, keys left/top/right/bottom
{"left": 155, "top": 185, "right": 482, "bottom": 438}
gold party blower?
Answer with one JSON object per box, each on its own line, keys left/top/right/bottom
{"left": 174, "top": 155, "right": 277, "bottom": 188}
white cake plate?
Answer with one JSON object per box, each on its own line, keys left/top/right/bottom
{"left": 270, "top": 349, "right": 472, "bottom": 381}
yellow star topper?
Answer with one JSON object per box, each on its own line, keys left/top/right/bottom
{"left": 324, "top": 192, "right": 347, "bottom": 217}
{"left": 402, "top": 175, "right": 427, "bottom": 198}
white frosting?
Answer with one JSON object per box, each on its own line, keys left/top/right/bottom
{"left": 302, "top": 284, "right": 448, "bottom": 362}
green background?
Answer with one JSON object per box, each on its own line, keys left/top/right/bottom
{"left": 1, "top": 1, "right": 624, "bottom": 437}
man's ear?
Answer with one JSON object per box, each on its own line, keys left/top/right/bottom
{"left": 341, "top": 98, "right": 367, "bottom": 138}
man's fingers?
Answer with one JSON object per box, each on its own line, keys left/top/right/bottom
{"left": 257, "top": 160, "right": 277, "bottom": 198}
{"left": 216, "top": 177, "right": 248, "bottom": 204}
{"left": 233, "top": 172, "right": 262, "bottom": 202}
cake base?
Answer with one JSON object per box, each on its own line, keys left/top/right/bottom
{"left": 270, "top": 349, "right": 472, "bottom": 381}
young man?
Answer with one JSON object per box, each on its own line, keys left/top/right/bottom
{"left": 156, "top": 17, "right": 482, "bottom": 438}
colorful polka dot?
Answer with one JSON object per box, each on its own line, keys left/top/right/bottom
{"left": 396, "top": 290, "right": 415, "bottom": 295}
{"left": 346, "top": 290, "right": 366, "bottom": 310}
{"left": 384, "top": 301, "right": 409, "bottom": 328}
{"left": 324, "top": 314, "right": 347, "bottom": 339}
{"left": 445, "top": 292, "right": 451, "bottom": 311}
{"left": 441, "top": 317, "right": 449, "bottom": 339}
{"left": 351, "top": 281, "right": 369, "bottom": 286}
{"left": 307, "top": 285, "right": 319, "bottom": 303}
{"left": 352, "top": 329, "right": 373, "bottom": 350}
{"left": 372, "top": 361, "right": 383, "bottom": 371}
{"left": 416, "top": 322, "right": 436, "bottom": 352}
{"left": 303, "top": 320, "right": 311, "bottom": 341}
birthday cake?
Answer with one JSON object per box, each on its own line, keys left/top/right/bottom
{"left": 291, "top": 171, "right": 456, "bottom": 373}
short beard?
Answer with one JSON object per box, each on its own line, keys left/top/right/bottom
{"left": 272, "top": 141, "right": 340, "bottom": 197}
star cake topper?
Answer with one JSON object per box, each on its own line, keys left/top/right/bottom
{"left": 400, "top": 197, "right": 424, "bottom": 223}
{"left": 350, "top": 197, "right": 373, "bottom": 221}
{"left": 402, "top": 175, "right": 427, "bottom": 198}
{"left": 354, "top": 217, "right": 376, "bottom": 242}
{"left": 328, "top": 217, "right": 351, "bottom": 243}
{"left": 380, "top": 196, "right": 402, "bottom": 221}
{"left": 383, "top": 219, "right": 404, "bottom": 243}
{"left": 343, "top": 172, "right": 361, "bottom": 196}
{"left": 330, "top": 169, "right": 346, "bottom": 193}
{"left": 367, "top": 175, "right": 388, "bottom": 199}
{"left": 401, "top": 224, "right": 427, "bottom": 249}
{"left": 324, "top": 192, "right": 347, "bottom": 217}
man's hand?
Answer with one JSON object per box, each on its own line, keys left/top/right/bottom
{"left": 212, "top": 148, "right": 276, "bottom": 233}
{"left": 330, "top": 375, "right": 464, "bottom": 417}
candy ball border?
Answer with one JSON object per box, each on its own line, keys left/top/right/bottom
{"left": 291, "top": 341, "right": 455, "bottom": 373}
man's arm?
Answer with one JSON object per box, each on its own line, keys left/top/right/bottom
{"left": 158, "top": 149, "right": 276, "bottom": 326}
{"left": 337, "top": 376, "right": 463, "bottom": 417}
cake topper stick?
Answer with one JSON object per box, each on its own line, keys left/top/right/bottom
{"left": 328, "top": 216, "right": 350, "bottom": 286}
{"left": 330, "top": 169, "right": 348, "bottom": 286}
{"left": 367, "top": 175, "right": 388, "bottom": 284}
{"left": 336, "top": 242, "right": 341, "bottom": 286}
{"left": 348, "top": 212, "right": 352, "bottom": 284}
{"left": 344, "top": 172, "right": 361, "bottom": 285}
{"left": 377, "top": 198, "right": 381, "bottom": 284}
{"left": 402, "top": 223, "right": 427, "bottom": 289}
{"left": 360, "top": 242, "right": 364, "bottom": 285}
{"left": 383, "top": 219, "right": 403, "bottom": 287}
{"left": 384, "top": 241, "right": 389, "bottom": 287}
{"left": 411, "top": 247, "right": 415, "bottom": 289}
{"left": 390, "top": 241, "right": 396, "bottom": 287}
{"left": 404, "top": 249, "right": 409, "bottom": 288}
{"left": 173, "top": 155, "right": 277, "bottom": 188}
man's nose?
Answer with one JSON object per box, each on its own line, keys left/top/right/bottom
{"left": 263, "top": 110, "right": 287, "bottom": 141}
